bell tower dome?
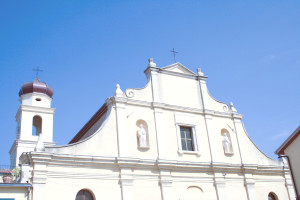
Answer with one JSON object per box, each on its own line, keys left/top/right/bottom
{"left": 9, "top": 78, "right": 56, "bottom": 168}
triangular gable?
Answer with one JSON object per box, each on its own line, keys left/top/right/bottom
{"left": 162, "top": 63, "right": 196, "bottom": 75}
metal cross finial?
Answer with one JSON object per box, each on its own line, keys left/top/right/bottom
{"left": 32, "top": 66, "right": 43, "bottom": 79}
{"left": 170, "top": 48, "right": 178, "bottom": 62}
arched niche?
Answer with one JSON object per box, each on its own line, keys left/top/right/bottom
{"left": 75, "top": 189, "right": 95, "bottom": 200}
{"left": 32, "top": 115, "right": 42, "bottom": 136}
{"left": 221, "top": 128, "right": 233, "bottom": 155}
{"left": 136, "top": 119, "right": 149, "bottom": 150}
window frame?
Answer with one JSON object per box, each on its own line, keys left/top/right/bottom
{"left": 176, "top": 123, "right": 200, "bottom": 156}
{"left": 180, "top": 126, "right": 194, "bottom": 151}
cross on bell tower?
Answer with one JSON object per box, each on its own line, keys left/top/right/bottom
{"left": 32, "top": 66, "right": 43, "bottom": 79}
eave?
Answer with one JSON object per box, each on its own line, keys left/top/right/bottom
{"left": 275, "top": 126, "right": 300, "bottom": 155}
{"left": 69, "top": 103, "right": 108, "bottom": 144}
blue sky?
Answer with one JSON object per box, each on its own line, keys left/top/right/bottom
{"left": 0, "top": 0, "right": 299, "bottom": 164}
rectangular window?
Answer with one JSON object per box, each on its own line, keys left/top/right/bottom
{"left": 180, "top": 126, "right": 194, "bottom": 151}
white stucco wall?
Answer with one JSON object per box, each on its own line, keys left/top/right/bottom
{"left": 284, "top": 135, "right": 300, "bottom": 196}
{"left": 0, "top": 187, "right": 29, "bottom": 200}
{"left": 19, "top": 61, "right": 293, "bottom": 200}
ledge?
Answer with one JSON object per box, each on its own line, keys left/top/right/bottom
{"left": 178, "top": 150, "right": 201, "bottom": 157}
{"left": 0, "top": 183, "right": 31, "bottom": 188}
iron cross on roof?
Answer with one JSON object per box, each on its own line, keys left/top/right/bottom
{"left": 170, "top": 48, "right": 178, "bottom": 63}
{"left": 32, "top": 66, "right": 43, "bottom": 79}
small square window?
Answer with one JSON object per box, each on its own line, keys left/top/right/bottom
{"left": 180, "top": 126, "right": 194, "bottom": 151}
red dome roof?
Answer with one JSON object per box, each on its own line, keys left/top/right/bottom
{"left": 19, "top": 78, "right": 54, "bottom": 98}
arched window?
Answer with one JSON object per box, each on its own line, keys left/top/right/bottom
{"left": 180, "top": 186, "right": 203, "bottom": 200}
{"left": 75, "top": 189, "right": 94, "bottom": 200}
{"left": 268, "top": 192, "right": 278, "bottom": 200}
{"left": 32, "top": 115, "right": 42, "bottom": 136}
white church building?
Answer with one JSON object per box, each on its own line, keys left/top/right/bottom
{"left": 6, "top": 59, "right": 296, "bottom": 200}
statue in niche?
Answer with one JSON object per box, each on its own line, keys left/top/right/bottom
{"left": 222, "top": 132, "right": 233, "bottom": 154}
{"left": 138, "top": 124, "right": 147, "bottom": 148}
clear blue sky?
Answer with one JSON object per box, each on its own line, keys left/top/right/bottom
{"left": 0, "top": 0, "right": 299, "bottom": 164}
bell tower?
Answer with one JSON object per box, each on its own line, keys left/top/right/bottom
{"left": 9, "top": 78, "right": 56, "bottom": 168}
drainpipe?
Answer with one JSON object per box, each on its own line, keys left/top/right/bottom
{"left": 27, "top": 186, "right": 31, "bottom": 200}
{"left": 278, "top": 155, "right": 299, "bottom": 200}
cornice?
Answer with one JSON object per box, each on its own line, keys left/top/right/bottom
{"left": 23, "top": 153, "right": 286, "bottom": 174}
{"left": 106, "top": 90, "right": 243, "bottom": 120}
{"left": 0, "top": 183, "right": 32, "bottom": 188}
{"left": 123, "top": 98, "right": 239, "bottom": 119}
{"left": 19, "top": 152, "right": 33, "bottom": 165}
{"left": 9, "top": 140, "right": 56, "bottom": 154}
{"left": 144, "top": 65, "right": 208, "bottom": 81}
{"left": 11, "top": 139, "right": 56, "bottom": 147}
{"left": 159, "top": 68, "right": 206, "bottom": 81}
{"left": 16, "top": 105, "right": 55, "bottom": 119}
{"left": 20, "top": 92, "right": 53, "bottom": 101}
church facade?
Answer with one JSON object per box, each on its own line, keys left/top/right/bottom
{"left": 10, "top": 59, "right": 295, "bottom": 200}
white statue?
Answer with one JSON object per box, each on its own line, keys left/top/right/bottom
{"left": 222, "top": 133, "right": 232, "bottom": 154}
{"left": 34, "top": 133, "right": 45, "bottom": 152}
{"left": 138, "top": 124, "right": 147, "bottom": 147}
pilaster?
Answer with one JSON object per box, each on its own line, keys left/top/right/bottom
{"left": 114, "top": 97, "right": 129, "bottom": 157}
{"left": 20, "top": 163, "right": 31, "bottom": 183}
{"left": 119, "top": 168, "right": 134, "bottom": 200}
{"left": 159, "top": 170, "right": 173, "bottom": 200}
{"left": 31, "top": 153, "right": 51, "bottom": 200}
{"left": 145, "top": 59, "right": 161, "bottom": 103}
{"left": 203, "top": 113, "right": 214, "bottom": 163}
{"left": 153, "top": 106, "right": 166, "bottom": 159}
{"left": 214, "top": 172, "right": 227, "bottom": 200}
{"left": 198, "top": 73, "right": 214, "bottom": 163}
{"left": 231, "top": 116, "right": 244, "bottom": 164}
{"left": 244, "top": 172, "right": 256, "bottom": 200}
{"left": 150, "top": 70, "right": 161, "bottom": 102}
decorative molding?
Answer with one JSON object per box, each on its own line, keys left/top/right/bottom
{"left": 108, "top": 95, "right": 243, "bottom": 119}
{"left": 16, "top": 105, "right": 55, "bottom": 119}
{"left": 144, "top": 63, "right": 208, "bottom": 81}
{"left": 223, "top": 105, "right": 229, "bottom": 112}
{"left": 21, "top": 152, "right": 286, "bottom": 175}
{"left": 180, "top": 150, "right": 201, "bottom": 157}
{"left": 161, "top": 63, "right": 196, "bottom": 75}
{"left": 20, "top": 92, "right": 53, "bottom": 101}
{"left": 125, "top": 89, "right": 134, "bottom": 98}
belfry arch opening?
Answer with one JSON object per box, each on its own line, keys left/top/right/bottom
{"left": 32, "top": 115, "right": 42, "bottom": 136}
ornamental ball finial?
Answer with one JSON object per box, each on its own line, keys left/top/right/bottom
{"left": 148, "top": 58, "right": 156, "bottom": 67}
{"left": 114, "top": 83, "right": 123, "bottom": 97}
{"left": 230, "top": 102, "right": 237, "bottom": 112}
{"left": 197, "top": 68, "right": 204, "bottom": 76}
